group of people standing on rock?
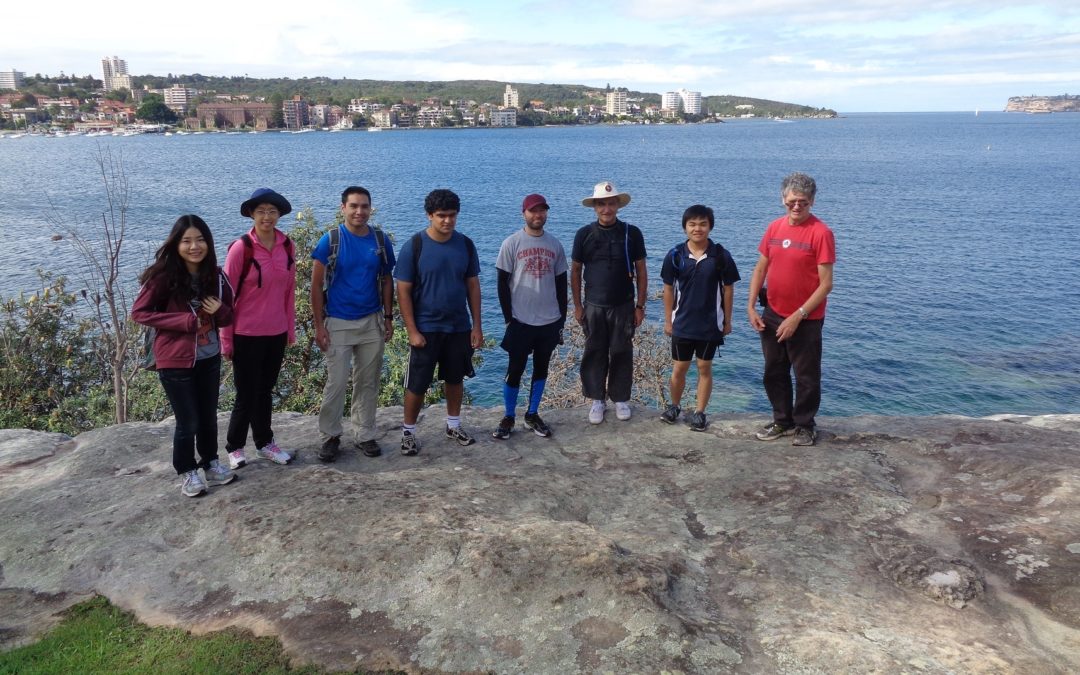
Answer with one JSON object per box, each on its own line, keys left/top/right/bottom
{"left": 132, "top": 173, "right": 835, "bottom": 498}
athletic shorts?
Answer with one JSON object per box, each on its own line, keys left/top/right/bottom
{"left": 671, "top": 336, "right": 719, "bottom": 362}
{"left": 500, "top": 319, "right": 561, "bottom": 357}
{"left": 405, "top": 330, "right": 473, "bottom": 395}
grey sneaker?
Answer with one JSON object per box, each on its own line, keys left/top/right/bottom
{"left": 318, "top": 436, "right": 340, "bottom": 463}
{"left": 204, "top": 459, "right": 236, "bottom": 487}
{"left": 523, "top": 413, "right": 552, "bottom": 437}
{"left": 755, "top": 422, "right": 795, "bottom": 441}
{"left": 792, "top": 427, "right": 818, "bottom": 446}
{"left": 358, "top": 439, "right": 382, "bottom": 457}
{"left": 492, "top": 416, "right": 514, "bottom": 440}
{"left": 401, "top": 430, "right": 421, "bottom": 456}
{"left": 660, "top": 404, "right": 681, "bottom": 424}
{"left": 181, "top": 469, "right": 207, "bottom": 497}
{"left": 445, "top": 425, "right": 476, "bottom": 446}
{"left": 689, "top": 411, "right": 707, "bottom": 432}
{"left": 256, "top": 439, "right": 292, "bottom": 465}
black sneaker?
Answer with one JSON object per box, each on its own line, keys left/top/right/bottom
{"left": 358, "top": 439, "right": 382, "bottom": 457}
{"left": 318, "top": 436, "right": 340, "bottom": 463}
{"left": 689, "top": 411, "right": 707, "bottom": 432}
{"left": 523, "top": 412, "right": 552, "bottom": 437}
{"left": 445, "top": 425, "right": 476, "bottom": 446}
{"left": 492, "top": 416, "right": 514, "bottom": 440}
{"left": 792, "top": 427, "right": 818, "bottom": 447}
{"left": 755, "top": 422, "right": 795, "bottom": 441}
{"left": 660, "top": 404, "right": 681, "bottom": 424}
{"left": 401, "top": 430, "right": 421, "bottom": 456}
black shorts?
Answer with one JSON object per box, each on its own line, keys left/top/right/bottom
{"left": 671, "top": 336, "right": 719, "bottom": 362}
{"left": 405, "top": 330, "right": 473, "bottom": 395}
{"left": 500, "top": 319, "right": 561, "bottom": 357}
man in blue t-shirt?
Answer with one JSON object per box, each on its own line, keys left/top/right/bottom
{"left": 394, "top": 189, "right": 482, "bottom": 455}
{"left": 311, "top": 186, "right": 396, "bottom": 462}
{"left": 660, "top": 204, "right": 740, "bottom": 431}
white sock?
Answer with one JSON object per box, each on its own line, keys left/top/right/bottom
{"left": 446, "top": 415, "right": 461, "bottom": 429}
{"left": 403, "top": 423, "right": 416, "bottom": 434}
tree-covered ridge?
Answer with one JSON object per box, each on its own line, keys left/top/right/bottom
{"left": 14, "top": 72, "right": 835, "bottom": 117}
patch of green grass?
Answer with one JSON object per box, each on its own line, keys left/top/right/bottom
{"left": 0, "top": 595, "right": 326, "bottom": 674}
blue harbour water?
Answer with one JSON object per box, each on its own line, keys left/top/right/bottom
{"left": 1, "top": 112, "right": 1078, "bottom": 417}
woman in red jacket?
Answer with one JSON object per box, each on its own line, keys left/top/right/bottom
{"left": 132, "top": 215, "right": 236, "bottom": 498}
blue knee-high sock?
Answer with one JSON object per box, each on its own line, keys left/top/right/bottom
{"left": 503, "top": 383, "right": 519, "bottom": 418}
{"left": 527, "top": 378, "right": 546, "bottom": 415}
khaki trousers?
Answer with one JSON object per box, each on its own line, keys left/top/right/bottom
{"left": 318, "top": 313, "right": 385, "bottom": 442}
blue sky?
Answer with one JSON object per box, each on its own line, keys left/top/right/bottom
{"left": 3, "top": 0, "right": 1079, "bottom": 112}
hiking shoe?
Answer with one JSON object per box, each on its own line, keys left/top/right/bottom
{"left": 524, "top": 413, "right": 552, "bottom": 437}
{"left": 358, "top": 439, "right": 382, "bottom": 457}
{"left": 615, "top": 401, "right": 632, "bottom": 421}
{"left": 492, "top": 416, "right": 514, "bottom": 440}
{"left": 401, "top": 430, "right": 420, "bottom": 456}
{"left": 445, "top": 425, "right": 476, "bottom": 446}
{"left": 204, "top": 459, "right": 236, "bottom": 487}
{"left": 256, "top": 440, "right": 292, "bottom": 465}
{"left": 660, "top": 404, "right": 682, "bottom": 424}
{"left": 181, "top": 469, "right": 207, "bottom": 497}
{"left": 792, "top": 427, "right": 818, "bottom": 447}
{"left": 755, "top": 422, "right": 795, "bottom": 441}
{"left": 227, "top": 449, "right": 247, "bottom": 470}
{"left": 318, "top": 436, "right": 340, "bottom": 463}
{"left": 588, "top": 400, "right": 606, "bottom": 424}
{"left": 689, "top": 411, "right": 708, "bottom": 432}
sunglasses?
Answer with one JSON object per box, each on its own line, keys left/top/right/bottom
{"left": 784, "top": 199, "right": 810, "bottom": 209}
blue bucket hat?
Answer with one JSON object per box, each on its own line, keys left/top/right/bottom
{"left": 240, "top": 188, "right": 292, "bottom": 218}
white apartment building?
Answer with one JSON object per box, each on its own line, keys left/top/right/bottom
{"left": 606, "top": 89, "right": 627, "bottom": 116}
{"left": 503, "top": 85, "right": 519, "bottom": 109}
{"left": 662, "top": 89, "right": 702, "bottom": 114}
{"left": 101, "top": 56, "right": 132, "bottom": 92}
{"left": 0, "top": 69, "right": 26, "bottom": 90}
{"left": 163, "top": 84, "right": 194, "bottom": 114}
{"left": 490, "top": 109, "right": 517, "bottom": 127}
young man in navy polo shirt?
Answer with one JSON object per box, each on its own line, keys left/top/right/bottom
{"left": 660, "top": 205, "right": 740, "bottom": 431}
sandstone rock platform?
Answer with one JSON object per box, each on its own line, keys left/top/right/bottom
{"left": 2, "top": 408, "right": 1079, "bottom": 673}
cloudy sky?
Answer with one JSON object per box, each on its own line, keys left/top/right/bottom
{"left": 3, "top": 0, "right": 1078, "bottom": 112}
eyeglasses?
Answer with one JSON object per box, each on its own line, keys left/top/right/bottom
{"left": 253, "top": 208, "right": 280, "bottom": 217}
{"left": 784, "top": 199, "right": 810, "bottom": 209}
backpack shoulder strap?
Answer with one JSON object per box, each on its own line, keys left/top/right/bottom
{"left": 230, "top": 235, "right": 257, "bottom": 298}
{"left": 323, "top": 226, "right": 341, "bottom": 292}
{"left": 283, "top": 234, "right": 295, "bottom": 270}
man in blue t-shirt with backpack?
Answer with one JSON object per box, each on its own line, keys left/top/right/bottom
{"left": 660, "top": 204, "right": 740, "bottom": 431}
{"left": 394, "top": 189, "right": 483, "bottom": 455}
{"left": 311, "top": 186, "right": 396, "bottom": 462}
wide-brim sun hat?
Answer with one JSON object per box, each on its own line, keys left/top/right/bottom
{"left": 581, "top": 181, "right": 631, "bottom": 208}
{"left": 240, "top": 188, "right": 292, "bottom": 218}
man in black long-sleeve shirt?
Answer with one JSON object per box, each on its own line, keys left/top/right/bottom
{"left": 492, "top": 193, "right": 568, "bottom": 439}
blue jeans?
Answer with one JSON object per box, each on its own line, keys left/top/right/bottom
{"left": 158, "top": 355, "right": 222, "bottom": 474}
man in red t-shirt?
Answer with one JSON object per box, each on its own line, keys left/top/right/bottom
{"left": 746, "top": 173, "right": 836, "bottom": 446}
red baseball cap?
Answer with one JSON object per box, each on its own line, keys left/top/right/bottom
{"left": 522, "top": 193, "right": 549, "bottom": 212}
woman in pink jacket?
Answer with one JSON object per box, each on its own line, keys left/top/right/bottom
{"left": 221, "top": 188, "right": 297, "bottom": 468}
{"left": 132, "top": 214, "right": 236, "bottom": 498}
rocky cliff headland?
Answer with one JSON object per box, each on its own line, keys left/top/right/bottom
{"left": 1004, "top": 95, "right": 1080, "bottom": 113}
{"left": 2, "top": 408, "right": 1079, "bottom": 673}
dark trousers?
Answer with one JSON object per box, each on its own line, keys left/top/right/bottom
{"left": 580, "top": 302, "right": 635, "bottom": 402}
{"left": 158, "top": 355, "right": 222, "bottom": 475}
{"left": 227, "top": 333, "right": 286, "bottom": 451}
{"left": 759, "top": 307, "right": 823, "bottom": 429}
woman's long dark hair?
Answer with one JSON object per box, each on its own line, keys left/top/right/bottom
{"left": 139, "top": 215, "right": 219, "bottom": 301}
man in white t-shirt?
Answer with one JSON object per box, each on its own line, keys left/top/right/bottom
{"left": 492, "top": 193, "right": 568, "bottom": 439}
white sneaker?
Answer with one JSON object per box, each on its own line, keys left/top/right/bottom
{"left": 588, "top": 400, "right": 606, "bottom": 424}
{"left": 227, "top": 449, "right": 247, "bottom": 470}
{"left": 615, "top": 401, "right": 632, "bottom": 421}
{"left": 181, "top": 469, "right": 207, "bottom": 497}
{"left": 256, "top": 440, "right": 292, "bottom": 465}
{"left": 204, "top": 459, "right": 236, "bottom": 487}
